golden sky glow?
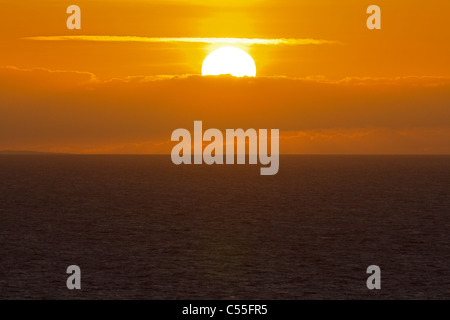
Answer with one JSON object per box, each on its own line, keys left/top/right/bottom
{"left": 0, "top": 0, "right": 449, "bottom": 154}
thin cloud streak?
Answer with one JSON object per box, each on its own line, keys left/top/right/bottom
{"left": 23, "top": 35, "right": 338, "bottom": 46}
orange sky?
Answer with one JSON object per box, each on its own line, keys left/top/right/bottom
{"left": 0, "top": 0, "right": 449, "bottom": 154}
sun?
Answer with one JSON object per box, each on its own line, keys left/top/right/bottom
{"left": 202, "top": 47, "right": 256, "bottom": 77}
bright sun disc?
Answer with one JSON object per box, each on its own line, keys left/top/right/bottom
{"left": 202, "top": 47, "right": 256, "bottom": 77}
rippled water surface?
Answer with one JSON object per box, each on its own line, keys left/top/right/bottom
{"left": 0, "top": 155, "right": 448, "bottom": 299}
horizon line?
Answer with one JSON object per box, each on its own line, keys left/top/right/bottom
{"left": 1, "top": 151, "right": 449, "bottom": 156}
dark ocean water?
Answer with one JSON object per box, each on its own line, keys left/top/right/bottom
{"left": 0, "top": 155, "right": 448, "bottom": 299}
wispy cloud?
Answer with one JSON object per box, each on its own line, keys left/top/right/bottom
{"left": 1, "top": 66, "right": 449, "bottom": 154}
{"left": 23, "top": 35, "right": 338, "bottom": 46}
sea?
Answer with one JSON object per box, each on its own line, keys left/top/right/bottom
{"left": 0, "top": 155, "right": 448, "bottom": 299}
